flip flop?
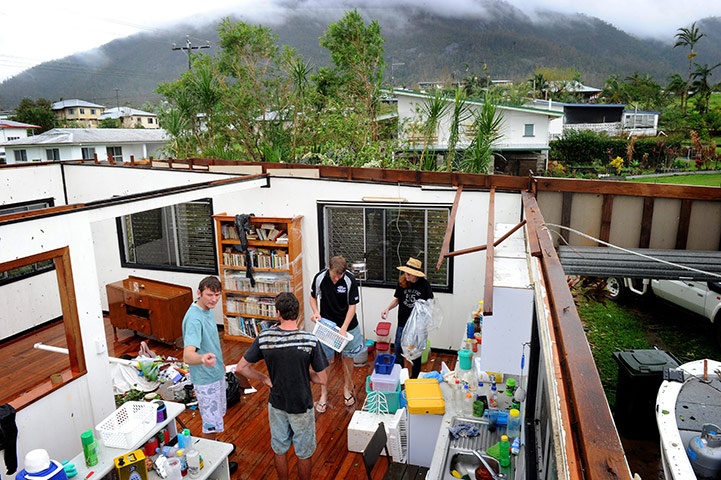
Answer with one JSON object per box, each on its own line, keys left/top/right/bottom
{"left": 343, "top": 392, "right": 356, "bottom": 407}
{"left": 315, "top": 401, "right": 327, "bottom": 413}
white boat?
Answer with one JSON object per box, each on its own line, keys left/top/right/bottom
{"left": 656, "top": 359, "right": 721, "bottom": 479}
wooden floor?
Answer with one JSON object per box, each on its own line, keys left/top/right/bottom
{"left": 4, "top": 319, "right": 457, "bottom": 480}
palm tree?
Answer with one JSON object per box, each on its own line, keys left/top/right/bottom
{"left": 287, "top": 58, "right": 313, "bottom": 161}
{"left": 417, "top": 90, "right": 451, "bottom": 170}
{"left": 674, "top": 22, "right": 705, "bottom": 113}
{"left": 690, "top": 62, "right": 721, "bottom": 116}
{"left": 461, "top": 94, "right": 504, "bottom": 174}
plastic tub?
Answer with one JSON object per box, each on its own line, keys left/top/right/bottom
{"left": 457, "top": 349, "right": 473, "bottom": 370}
{"left": 374, "top": 354, "right": 396, "bottom": 375}
{"left": 370, "top": 364, "right": 402, "bottom": 392}
{"left": 365, "top": 376, "right": 400, "bottom": 413}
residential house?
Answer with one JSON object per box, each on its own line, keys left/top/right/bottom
{"left": 52, "top": 100, "right": 105, "bottom": 128}
{"left": 2, "top": 128, "right": 168, "bottom": 163}
{"left": 394, "top": 88, "right": 563, "bottom": 175}
{"left": 527, "top": 100, "right": 660, "bottom": 139}
{"left": 2, "top": 159, "right": 717, "bottom": 479}
{"left": 0, "top": 119, "right": 40, "bottom": 164}
{"left": 547, "top": 80, "right": 602, "bottom": 102}
{"left": 97, "top": 107, "right": 159, "bottom": 129}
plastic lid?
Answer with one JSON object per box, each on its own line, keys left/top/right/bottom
{"left": 80, "top": 430, "right": 94, "bottom": 445}
{"left": 501, "top": 435, "right": 509, "bottom": 442}
{"left": 510, "top": 409, "right": 520, "bottom": 417}
{"left": 24, "top": 449, "right": 51, "bottom": 473}
{"left": 612, "top": 349, "right": 679, "bottom": 376}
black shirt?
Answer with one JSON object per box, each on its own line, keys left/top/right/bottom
{"left": 243, "top": 327, "right": 329, "bottom": 414}
{"left": 394, "top": 277, "right": 433, "bottom": 328}
{"left": 310, "top": 269, "right": 360, "bottom": 330}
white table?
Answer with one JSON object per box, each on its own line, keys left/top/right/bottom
{"left": 68, "top": 402, "right": 232, "bottom": 480}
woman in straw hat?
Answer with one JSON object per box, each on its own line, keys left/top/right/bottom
{"left": 381, "top": 257, "right": 434, "bottom": 378}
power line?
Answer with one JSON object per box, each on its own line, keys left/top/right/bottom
{"left": 172, "top": 36, "right": 211, "bottom": 71}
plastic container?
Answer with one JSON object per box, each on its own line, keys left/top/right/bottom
{"left": 186, "top": 449, "right": 200, "bottom": 479}
{"left": 95, "top": 401, "right": 158, "bottom": 449}
{"left": 15, "top": 457, "right": 68, "bottom": 480}
{"left": 405, "top": 379, "right": 445, "bottom": 414}
{"left": 370, "top": 364, "right": 402, "bottom": 392}
{"left": 374, "top": 354, "right": 396, "bottom": 375}
{"left": 688, "top": 423, "right": 721, "bottom": 478}
{"left": 80, "top": 430, "right": 98, "bottom": 467}
{"left": 312, "top": 320, "right": 353, "bottom": 352}
{"left": 463, "top": 389, "right": 474, "bottom": 416}
{"left": 499, "top": 435, "right": 511, "bottom": 467}
{"left": 457, "top": 349, "right": 472, "bottom": 370}
{"left": 165, "top": 458, "right": 182, "bottom": 480}
{"left": 365, "top": 376, "right": 401, "bottom": 413}
{"left": 421, "top": 339, "right": 432, "bottom": 364}
{"left": 507, "top": 408, "right": 521, "bottom": 438}
{"left": 612, "top": 349, "right": 679, "bottom": 439}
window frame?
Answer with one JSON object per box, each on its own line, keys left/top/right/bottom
{"left": 14, "top": 150, "right": 28, "bottom": 162}
{"left": 317, "top": 201, "right": 454, "bottom": 293}
{"left": 90, "top": 109, "right": 96, "bottom": 115}
{"left": 81, "top": 147, "right": 96, "bottom": 160}
{"left": 523, "top": 123, "right": 535, "bottom": 137}
{"left": 106, "top": 146, "right": 123, "bottom": 163}
{"left": 46, "top": 148, "right": 60, "bottom": 161}
{"left": 116, "top": 198, "right": 218, "bottom": 275}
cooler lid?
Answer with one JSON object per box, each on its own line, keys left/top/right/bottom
{"left": 405, "top": 379, "right": 445, "bottom": 414}
{"left": 612, "top": 349, "right": 680, "bottom": 376}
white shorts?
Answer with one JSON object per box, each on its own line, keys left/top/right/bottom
{"left": 194, "top": 377, "right": 226, "bottom": 434}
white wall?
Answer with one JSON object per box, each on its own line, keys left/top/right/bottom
{"left": 1, "top": 164, "right": 66, "bottom": 206}
{"left": 5, "top": 142, "right": 166, "bottom": 164}
{"left": 0, "top": 272, "right": 63, "bottom": 338}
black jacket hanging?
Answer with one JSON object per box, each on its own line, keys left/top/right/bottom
{"left": 234, "top": 214, "right": 256, "bottom": 287}
{"left": 0, "top": 403, "right": 18, "bottom": 475}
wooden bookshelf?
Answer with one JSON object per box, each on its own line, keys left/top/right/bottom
{"left": 213, "top": 214, "right": 303, "bottom": 342}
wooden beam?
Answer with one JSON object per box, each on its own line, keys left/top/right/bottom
{"left": 598, "top": 194, "right": 614, "bottom": 246}
{"left": 639, "top": 197, "right": 655, "bottom": 248}
{"left": 521, "top": 192, "right": 542, "bottom": 257}
{"left": 534, "top": 176, "right": 721, "bottom": 201}
{"left": 523, "top": 194, "right": 633, "bottom": 480}
{"left": 484, "top": 187, "right": 495, "bottom": 315}
{"left": 561, "top": 192, "right": 573, "bottom": 245}
{"left": 436, "top": 185, "right": 463, "bottom": 270}
{"left": 676, "top": 199, "right": 693, "bottom": 250}
{"left": 444, "top": 220, "right": 526, "bottom": 258}
{"left": 54, "top": 248, "right": 86, "bottom": 375}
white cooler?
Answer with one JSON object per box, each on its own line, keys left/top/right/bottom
{"left": 347, "top": 408, "right": 407, "bottom": 462}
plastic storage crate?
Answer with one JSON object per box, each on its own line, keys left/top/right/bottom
{"left": 96, "top": 401, "right": 158, "bottom": 449}
{"left": 370, "top": 364, "right": 401, "bottom": 392}
{"left": 347, "top": 408, "right": 407, "bottom": 463}
{"left": 374, "top": 354, "right": 396, "bottom": 374}
{"left": 365, "top": 376, "right": 401, "bottom": 413}
{"left": 313, "top": 320, "right": 353, "bottom": 352}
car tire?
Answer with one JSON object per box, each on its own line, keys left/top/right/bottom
{"left": 606, "top": 277, "right": 626, "bottom": 301}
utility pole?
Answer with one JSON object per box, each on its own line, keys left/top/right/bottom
{"left": 172, "top": 35, "right": 211, "bottom": 71}
{"left": 114, "top": 88, "right": 120, "bottom": 111}
{"left": 391, "top": 61, "right": 405, "bottom": 88}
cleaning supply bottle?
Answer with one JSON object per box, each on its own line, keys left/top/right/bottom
{"left": 499, "top": 435, "right": 511, "bottom": 468}
{"left": 511, "top": 437, "right": 520, "bottom": 455}
{"left": 80, "top": 430, "right": 98, "bottom": 467}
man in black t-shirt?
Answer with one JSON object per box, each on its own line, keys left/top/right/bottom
{"left": 236, "top": 293, "right": 328, "bottom": 480}
{"left": 310, "top": 256, "right": 365, "bottom": 413}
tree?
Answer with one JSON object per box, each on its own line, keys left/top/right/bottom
{"left": 12, "top": 98, "right": 55, "bottom": 132}
{"left": 446, "top": 87, "right": 470, "bottom": 171}
{"left": 416, "top": 89, "right": 451, "bottom": 170}
{"left": 690, "top": 62, "right": 721, "bottom": 116}
{"left": 674, "top": 22, "right": 705, "bottom": 113}
{"left": 319, "top": 9, "right": 385, "bottom": 142}
{"left": 462, "top": 94, "right": 504, "bottom": 174}
{"left": 287, "top": 58, "right": 313, "bottom": 161}
{"left": 99, "top": 118, "right": 120, "bottom": 128}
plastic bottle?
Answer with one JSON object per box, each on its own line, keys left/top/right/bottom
{"left": 185, "top": 445, "right": 200, "bottom": 479}
{"left": 490, "top": 383, "right": 498, "bottom": 409}
{"left": 507, "top": 408, "right": 522, "bottom": 438}
{"left": 453, "top": 379, "right": 462, "bottom": 413}
{"left": 511, "top": 437, "right": 520, "bottom": 455}
{"left": 165, "top": 458, "right": 183, "bottom": 480}
{"left": 499, "top": 435, "right": 511, "bottom": 468}
{"left": 159, "top": 446, "right": 184, "bottom": 458}
{"left": 81, "top": 429, "right": 98, "bottom": 467}
{"left": 462, "top": 385, "right": 472, "bottom": 416}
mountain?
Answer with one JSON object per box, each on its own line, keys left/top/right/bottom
{"left": 1, "top": 5, "right": 719, "bottom": 110}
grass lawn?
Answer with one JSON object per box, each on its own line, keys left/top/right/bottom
{"left": 627, "top": 173, "right": 721, "bottom": 186}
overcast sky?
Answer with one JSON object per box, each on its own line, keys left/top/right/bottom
{"left": 1, "top": 0, "right": 719, "bottom": 82}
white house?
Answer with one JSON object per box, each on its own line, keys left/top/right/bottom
{"left": 393, "top": 88, "right": 563, "bottom": 175}
{"left": 2, "top": 128, "right": 168, "bottom": 163}
{"left": 98, "top": 107, "right": 159, "bottom": 129}
{"left": 0, "top": 120, "right": 40, "bottom": 164}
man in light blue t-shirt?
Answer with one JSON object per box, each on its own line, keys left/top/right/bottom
{"left": 182, "top": 276, "right": 237, "bottom": 473}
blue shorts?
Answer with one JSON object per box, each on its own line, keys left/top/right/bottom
{"left": 268, "top": 404, "right": 316, "bottom": 459}
{"left": 320, "top": 324, "right": 365, "bottom": 360}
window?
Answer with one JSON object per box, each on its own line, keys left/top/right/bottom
{"left": 107, "top": 146, "right": 123, "bottom": 163}
{"left": 524, "top": 124, "right": 535, "bottom": 137}
{"left": 148, "top": 118, "right": 154, "bottom": 124}
{"left": 81, "top": 147, "right": 96, "bottom": 160}
{"left": 80, "top": 108, "right": 85, "bottom": 114}
{"left": 68, "top": 108, "right": 74, "bottom": 115}
{"left": 0, "top": 199, "right": 56, "bottom": 285}
{"left": 8, "top": 136, "right": 19, "bottom": 141}
{"left": 119, "top": 199, "right": 216, "bottom": 273}
{"left": 46, "top": 149, "right": 60, "bottom": 161}
{"left": 320, "top": 203, "right": 452, "bottom": 290}
{"left": 91, "top": 109, "right": 96, "bottom": 115}
{"left": 14, "top": 150, "right": 28, "bottom": 162}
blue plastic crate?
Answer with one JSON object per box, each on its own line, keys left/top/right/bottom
{"left": 374, "top": 353, "right": 396, "bottom": 374}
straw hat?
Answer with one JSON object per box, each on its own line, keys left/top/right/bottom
{"left": 397, "top": 257, "right": 426, "bottom": 277}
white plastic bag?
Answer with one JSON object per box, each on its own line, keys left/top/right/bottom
{"left": 401, "top": 299, "right": 439, "bottom": 361}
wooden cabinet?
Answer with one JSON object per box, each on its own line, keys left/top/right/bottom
{"left": 106, "top": 276, "right": 193, "bottom": 345}
{"left": 213, "top": 215, "right": 303, "bottom": 342}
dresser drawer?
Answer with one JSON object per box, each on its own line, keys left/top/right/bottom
{"left": 127, "top": 315, "right": 152, "bottom": 336}
{"left": 124, "top": 291, "right": 148, "bottom": 308}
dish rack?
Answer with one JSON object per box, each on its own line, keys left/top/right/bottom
{"left": 96, "top": 401, "right": 158, "bottom": 449}
{"left": 312, "top": 319, "right": 353, "bottom": 352}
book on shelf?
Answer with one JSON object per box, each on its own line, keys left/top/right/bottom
{"left": 275, "top": 232, "right": 288, "bottom": 244}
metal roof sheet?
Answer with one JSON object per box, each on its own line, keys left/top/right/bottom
{"left": 51, "top": 99, "right": 106, "bottom": 110}
{"left": 0, "top": 120, "right": 40, "bottom": 128}
{"left": 1, "top": 128, "right": 168, "bottom": 146}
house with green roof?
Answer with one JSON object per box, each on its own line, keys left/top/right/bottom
{"left": 392, "top": 88, "right": 563, "bottom": 175}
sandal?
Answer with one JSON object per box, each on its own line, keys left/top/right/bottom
{"left": 343, "top": 392, "right": 356, "bottom": 407}
{"left": 315, "top": 401, "right": 327, "bottom": 413}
